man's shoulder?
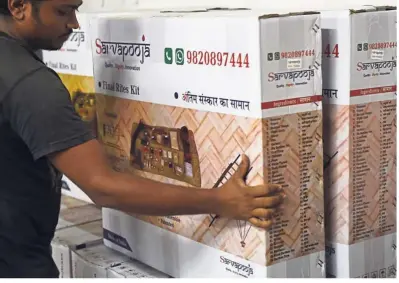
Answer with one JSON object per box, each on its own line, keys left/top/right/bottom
{"left": 0, "top": 37, "right": 59, "bottom": 99}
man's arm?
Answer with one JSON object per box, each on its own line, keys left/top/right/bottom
{"left": 49, "top": 139, "right": 285, "bottom": 227}
{"left": 50, "top": 139, "right": 222, "bottom": 216}
{"left": 4, "top": 68, "right": 284, "bottom": 228}
{"left": 50, "top": 139, "right": 283, "bottom": 221}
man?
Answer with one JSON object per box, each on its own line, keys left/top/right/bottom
{"left": 0, "top": 0, "right": 285, "bottom": 278}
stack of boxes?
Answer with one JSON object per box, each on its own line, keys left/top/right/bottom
{"left": 52, "top": 221, "right": 103, "bottom": 278}
{"left": 71, "top": 244, "right": 169, "bottom": 278}
{"left": 52, "top": 195, "right": 170, "bottom": 278}
{"left": 52, "top": 195, "right": 103, "bottom": 277}
{"left": 45, "top": 4, "right": 396, "bottom": 279}
{"left": 106, "top": 258, "right": 170, "bottom": 278}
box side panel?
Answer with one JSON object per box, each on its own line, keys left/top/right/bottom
{"left": 92, "top": 14, "right": 269, "bottom": 278}
{"left": 323, "top": 103, "right": 351, "bottom": 244}
{"left": 347, "top": 10, "right": 397, "bottom": 278}
{"left": 260, "top": 13, "right": 325, "bottom": 277}
{"left": 72, "top": 244, "right": 129, "bottom": 278}
{"left": 102, "top": 208, "right": 267, "bottom": 278}
{"left": 349, "top": 7, "right": 396, "bottom": 248}
{"left": 51, "top": 242, "right": 72, "bottom": 278}
{"left": 260, "top": 14, "right": 322, "bottom": 115}
{"left": 57, "top": 71, "right": 97, "bottom": 203}
{"left": 327, "top": 233, "right": 397, "bottom": 278}
{"left": 71, "top": 253, "right": 108, "bottom": 278}
{"left": 106, "top": 257, "right": 170, "bottom": 278}
{"left": 321, "top": 9, "right": 397, "bottom": 278}
{"left": 42, "top": 13, "right": 97, "bottom": 203}
{"left": 349, "top": 233, "right": 397, "bottom": 278}
{"left": 42, "top": 13, "right": 96, "bottom": 136}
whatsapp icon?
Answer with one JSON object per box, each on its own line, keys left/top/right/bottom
{"left": 175, "top": 48, "right": 185, "bottom": 65}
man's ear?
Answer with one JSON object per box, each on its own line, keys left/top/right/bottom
{"left": 8, "top": 0, "right": 29, "bottom": 20}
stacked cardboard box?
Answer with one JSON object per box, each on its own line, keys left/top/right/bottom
{"left": 54, "top": 195, "right": 168, "bottom": 278}
{"left": 320, "top": 5, "right": 397, "bottom": 278}
{"left": 52, "top": 221, "right": 103, "bottom": 278}
{"left": 107, "top": 258, "right": 170, "bottom": 278}
{"left": 42, "top": 13, "right": 96, "bottom": 203}
{"left": 71, "top": 243, "right": 130, "bottom": 277}
{"left": 90, "top": 8, "right": 325, "bottom": 278}
{"left": 52, "top": 195, "right": 103, "bottom": 278}
{"left": 71, "top": 243, "right": 170, "bottom": 278}
{"left": 42, "top": 10, "right": 165, "bottom": 203}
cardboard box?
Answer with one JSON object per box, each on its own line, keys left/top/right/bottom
{"left": 91, "top": 9, "right": 325, "bottom": 278}
{"left": 51, "top": 221, "right": 103, "bottom": 278}
{"left": 41, "top": 12, "right": 95, "bottom": 203}
{"left": 56, "top": 203, "right": 102, "bottom": 230}
{"left": 43, "top": 11, "right": 165, "bottom": 203}
{"left": 320, "top": 6, "right": 397, "bottom": 278}
{"left": 71, "top": 243, "right": 130, "bottom": 278}
{"left": 71, "top": 242, "right": 169, "bottom": 278}
{"left": 107, "top": 258, "right": 170, "bottom": 278}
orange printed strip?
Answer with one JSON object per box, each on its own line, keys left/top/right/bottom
{"left": 350, "top": 85, "right": 397, "bottom": 97}
{"left": 261, "top": 95, "right": 322, "bottom": 109}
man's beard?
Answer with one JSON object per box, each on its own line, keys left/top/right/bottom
{"left": 27, "top": 37, "right": 62, "bottom": 51}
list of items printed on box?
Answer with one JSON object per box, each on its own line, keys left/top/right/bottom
{"left": 349, "top": 100, "right": 396, "bottom": 244}
{"left": 263, "top": 110, "right": 325, "bottom": 265}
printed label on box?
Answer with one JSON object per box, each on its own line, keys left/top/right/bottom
{"left": 287, "top": 58, "right": 302, "bottom": 69}
{"left": 370, "top": 49, "right": 384, "bottom": 60}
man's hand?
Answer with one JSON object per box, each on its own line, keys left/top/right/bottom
{"left": 215, "top": 154, "right": 284, "bottom": 229}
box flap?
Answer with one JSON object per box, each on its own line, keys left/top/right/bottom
{"left": 350, "top": 5, "right": 397, "bottom": 14}
{"left": 146, "top": 7, "right": 320, "bottom": 18}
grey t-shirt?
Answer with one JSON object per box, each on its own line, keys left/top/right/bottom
{"left": 0, "top": 32, "right": 95, "bottom": 277}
